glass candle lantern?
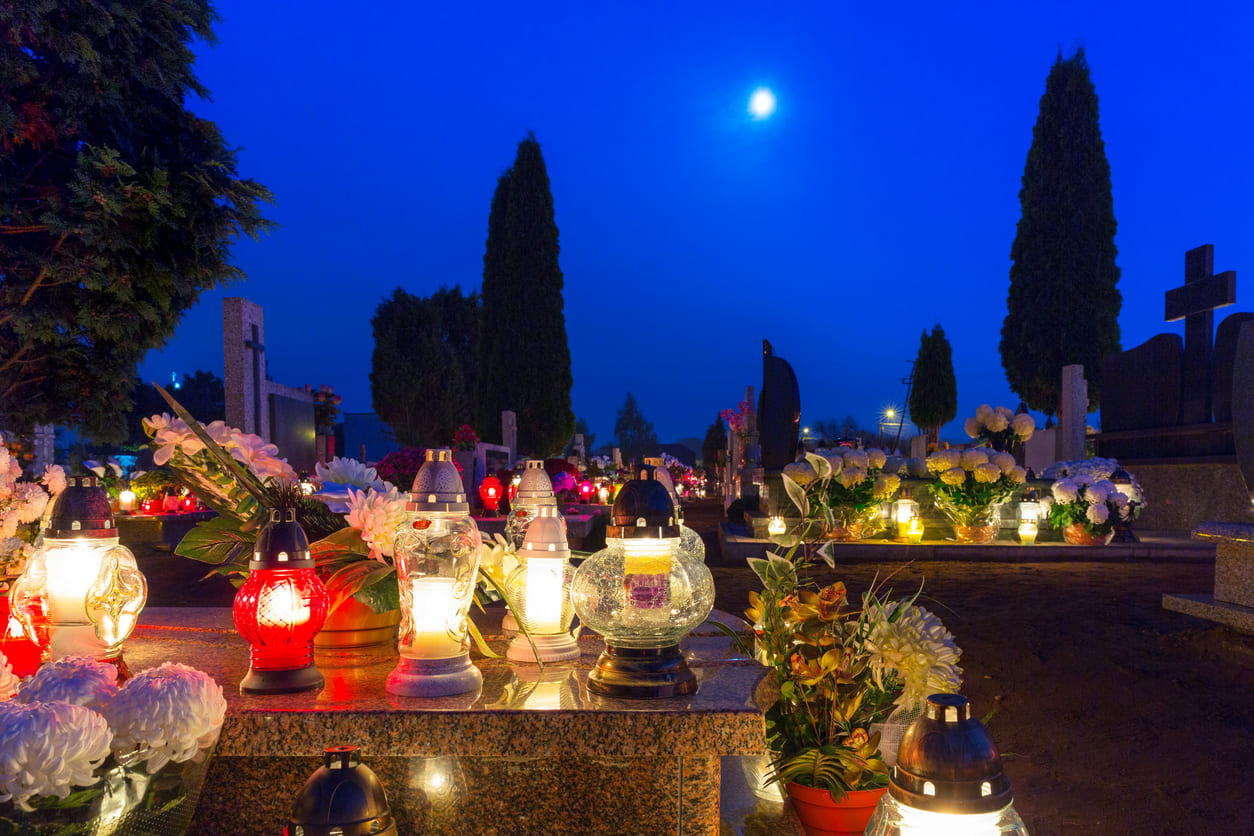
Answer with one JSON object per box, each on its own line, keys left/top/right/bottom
{"left": 1017, "top": 519, "right": 1038, "bottom": 546}
{"left": 505, "top": 505, "right": 579, "bottom": 663}
{"left": 571, "top": 470, "right": 715, "bottom": 699}
{"left": 767, "top": 515, "right": 787, "bottom": 536}
{"left": 895, "top": 488, "right": 920, "bottom": 540}
{"left": 907, "top": 515, "right": 924, "bottom": 544}
{"left": 233, "top": 508, "right": 330, "bottom": 694}
{"left": 10, "top": 476, "right": 147, "bottom": 667}
{"left": 117, "top": 488, "right": 136, "bottom": 514}
{"left": 386, "top": 449, "right": 483, "bottom": 698}
{"left": 865, "top": 693, "right": 1029, "bottom": 835}
{"left": 506, "top": 460, "right": 560, "bottom": 549}
{"left": 1018, "top": 489, "right": 1041, "bottom": 525}
{"left": 478, "top": 476, "right": 503, "bottom": 515}
{"left": 649, "top": 464, "right": 706, "bottom": 562}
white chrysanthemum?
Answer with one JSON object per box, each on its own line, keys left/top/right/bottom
{"left": 994, "top": 406, "right": 1014, "bottom": 421}
{"left": 963, "top": 417, "right": 980, "bottom": 438}
{"left": 41, "top": 465, "right": 66, "bottom": 496}
{"left": 782, "top": 461, "right": 817, "bottom": 487}
{"left": 975, "top": 404, "right": 994, "bottom": 422}
{"left": 16, "top": 656, "right": 118, "bottom": 710}
{"left": 991, "top": 452, "right": 1017, "bottom": 475}
{"left": 866, "top": 602, "right": 963, "bottom": 706}
{"left": 317, "top": 456, "right": 385, "bottom": 491}
{"left": 877, "top": 473, "right": 901, "bottom": 497}
{"left": 1009, "top": 466, "right": 1027, "bottom": 485}
{"left": 842, "top": 450, "right": 870, "bottom": 472}
{"left": 1086, "top": 503, "right": 1109, "bottom": 525}
{"left": 0, "top": 700, "right": 112, "bottom": 809}
{"left": 984, "top": 412, "right": 1009, "bottom": 433}
{"left": 1011, "top": 413, "right": 1035, "bottom": 441}
{"left": 346, "top": 486, "right": 409, "bottom": 561}
{"left": 101, "top": 663, "right": 227, "bottom": 773}
{"left": 838, "top": 467, "right": 866, "bottom": 489}
{"left": 0, "top": 650, "right": 18, "bottom": 700}
{"left": 866, "top": 449, "right": 887, "bottom": 470}
{"left": 940, "top": 467, "right": 967, "bottom": 487}
{"left": 926, "top": 449, "right": 961, "bottom": 473}
{"left": 1085, "top": 483, "right": 1109, "bottom": 505}
{"left": 1052, "top": 479, "right": 1079, "bottom": 504}
{"left": 973, "top": 462, "right": 1002, "bottom": 484}
{"left": 959, "top": 448, "right": 989, "bottom": 470}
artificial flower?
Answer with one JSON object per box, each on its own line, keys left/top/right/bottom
{"left": 1086, "top": 503, "right": 1109, "bottom": 525}
{"left": 15, "top": 656, "right": 118, "bottom": 711}
{"left": 0, "top": 700, "right": 112, "bottom": 809}
{"left": 345, "top": 486, "right": 409, "bottom": 561}
{"left": 865, "top": 601, "right": 963, "bottom": 707}
{"left": 316, "top": 456, "right": 388, "bottom": 491}
{"left": 101, "top": 663, "right": 227, "bottom": 773}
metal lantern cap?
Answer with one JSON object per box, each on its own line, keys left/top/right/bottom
{"left": 46, "top": 475, "right": 117, "bottom": 538}
{"left": 285, "top": 745, "right": 397, "bottom": 836}
{"left": 407, "top": 448, "right": 469, "bottom": 513}
{"left": 251, "top": 507, "right": 314, "bottom": 570}
{"left": 889, "top": 693, "right": 1013, "bottom": 815}
{"left": 515, "top": 459, "right": 556, "bottom": 502}
{"left": 607, "top": 470, "right": 680, "bottom": 539}
{"left": 521, "top": 504, "right": 571, "bottom": 561}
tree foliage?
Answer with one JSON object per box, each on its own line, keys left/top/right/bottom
{"left": 614, "top": 392, "right": 657, "bottom": 465}
{"left": 477, "top": 132, "right": 575, "bottom": 456}
{"left": 909, "top": 324, "right": 958, "bottom": 440}
{"left": 370, "top": 286, "right": 480, "bottom": 448}
{"left": 125, "top": 371, "right": 223, "bottom": 445}
{"left": 0, "top": 1, "right": 274, "bottom": 441}
{"left": 565, "top": 416, "right": 595, "bottom": 458}
{"left": 1002, "top": 48, "right": 1120, "bottom": 416}
{"left": 701, "top": 414, "right": 727, "bottom": 468}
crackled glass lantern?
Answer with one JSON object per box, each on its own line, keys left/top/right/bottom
{"left": 649, "top": 464, "right": 705, "bottom": 562}
{"left": 506, "top": 460, "right": 560, "bottom": 549}
{"left": 11, "top": 477, "right": 147, "bottom": 670}
{"left": 233, "top": 508, "right": 330, "bottom": 694}
{"left": 505, "top": 504, "right": 579, "bottom": 663}
{"left": 865, "top": 693, "right": 1030, "bottom": 835}
{"left": 386, "top": 449, "right": 483, "bottom": 698}
{"left": 571, "top": 470, "right": 714, "bottom": 699}
{"left": 894, "top": 488, "right": 920, "bottom": 540}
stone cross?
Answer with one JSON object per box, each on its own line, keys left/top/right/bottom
{"left": 223, "top": 298, "right": 269, "bottom": 440}
{"left": 1165, "top": 244, "right": 1237, "bottom": 424}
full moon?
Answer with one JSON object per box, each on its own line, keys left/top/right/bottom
{"left": 748, "top": 87, "right": 776, "bottom": 119}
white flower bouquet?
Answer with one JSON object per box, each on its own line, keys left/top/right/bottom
{"left": 926, "top": 447, "right": 1027, "bottom": 538}
{"left": 781, "top": 449, "right": 900, "bottom": 541}
{"left": 0, "top": 438, "right": 64, "bottom": 583}
{"left": 0, "top": 655, "right": 226, "bottom": 834}
{"left": 963, "top": 404, "right": 1035, "bottom": 452}
{"left": 1046, "top": 472, "right": 1131, "bottom": 541}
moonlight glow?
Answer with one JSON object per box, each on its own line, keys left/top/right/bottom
{"left": 748, "top": 87, "right": 776, "bottom": 119}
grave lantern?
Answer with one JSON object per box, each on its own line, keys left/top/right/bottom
{"left": 1018, "top": 489, "right": 1040, "bottom": 545}
{"left": 117, "top": 487, "right": 136, "bottom": 515}
{"left": 578, "top": 479, "right": 595, "bottom": 502}
{"left": 233, "top": 508, "right": 330, "bottom": 694}
{"left": 906, "top": 515, "right": 924, "bottom": 544}
{"left": 865, "top": 693, "right": 1029, "bottom": 835}
{"left": 10, "top": 476, "right": 147, "bottom": 667}
{"left": 767, "top": 515, "right": 787, "bottom": 536}
{"left": 505, "top": 505, "right": 580, "bottom": 663}
{"left": 506, "top": 460, "right": 560, "bottom": 549}
{"left": 478, "top": 476, "right": 503, "bottom": 515}
{"left": 571, "top": 469, "right": 714, "bottom": 699}
{"left": 386, "top": 449, "right": 483, "bottom": 698}
{"left": 649, "top": 464, "right": 705, "bottom": 561}
{"left": 598, "top": 484, "right": 610, "bottom": 505}
{"left": 285, "top": 746, "right": 397, "bottom": 836}
{"left": 1109, "top": 468, "right": 1140, "bottom": 544}
{"left": 894, "top": 488, "right": 920, "bottom": 540}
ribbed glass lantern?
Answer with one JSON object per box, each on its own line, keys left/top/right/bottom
{"left": 10, "top": 476, "right": 147, "bottom": 667}
{"left": 386, "top": 449, "right": 483, "bottom": 698}
{"left": 505, "top": 504, "right": 579, "bottom": 663}
{"left": 505, "top": 460, "right": 560, "bottom": 548}
{"left": 571, "top": 469, "right": 714, "bottom": 699}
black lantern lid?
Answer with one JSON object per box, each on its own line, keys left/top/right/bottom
{"left": 889, "top": 693, "right": 1013, "bottom": 815}
{"left": 46, "top": 475, "right": 116, "bottom": 538}
{"left": 607, "top": 468, "right": 680, "bottom": 540}
{"left": 407, "top": 448, "right": 469, "bottom": 514}
{"left": 251, "top": 508, "right": 314, "bottom": 570}
{"left": 285, "top": 746, "right": 396, "bottom": 836}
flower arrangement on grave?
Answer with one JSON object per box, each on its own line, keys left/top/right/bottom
{"left": 0, "top": 440, "right": 64, "bottom": 584}
{"left": 963, "top": 404, "right": 1035, "bottom": 452}
{"left": 721, "top": 400, "right": 754, "bottom": 437}
{"left": 1044, "top": 473, "right": 1131, "bottom": 545}
{"left": 782, "top": 449, "right": 899, "bottom": 541}
{"left": 1041, "top": 457, "right": 1147, "bottom": 519}
{"left": 0, "top": 653, "right": 226, "bottom": 834}
{"left": 926, "top": 447, "right": 1027, "bottom": 542}
{"left": 374, "top": 446, "right": 434, "bottom": 491}
{"left": 452, "top": 424, "right": 479, "bottom": 452}
{"left": 301, "top": 384, "right": 342, "bottom": 435}
{"left": 716, "top": 504, "right": 962, "bottom": 805}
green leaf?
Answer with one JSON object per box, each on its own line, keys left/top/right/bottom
{"left": 351, "top": 577, "right": 400, "bottom": 613}
{"left": 174, "top": 516, "right": 256, "bottom": 567}
{"left": 805, "top": 452, "right": 832, "bottom": 480}
{"left": 783, "top": 472, "right": 809, "bottom": 518}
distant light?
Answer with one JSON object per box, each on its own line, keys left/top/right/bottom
{"left": 748, "top": 87, "right": 776, "bottom": 119}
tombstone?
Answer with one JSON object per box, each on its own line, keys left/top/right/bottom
{"left": 909, "top": 435, "right": 928, "bottom": 461}
{"left": 1166, "top": 244, "right": 1236, "bottom": 425}
{"left": 1057, "top": 365, "right": 1087, "bottom": 462}
{"left": 31, "top": 424, "right": 54, "bottom": 472}
{"left": 223, "top": 298, "right": 268, "bottom": 439}
{"left": 612, "top": 447, "right": 622, "bottom": 467}
{"left": 1212, "top": 313, "right": 1254, "bottom": 423}
{"left": 1100, "top": 334, "right": 1183, "bottom": 431}
{"left": 758, "top": 340, "right": 800, "bottom": 470}
{"left": 267, "top": 383, "right": 317, "bottom": 473}
{"left": 573, "top": 433, "right": 586, "bottom": 460}
{"left": 1232, "top": 322, "right": 1254, "bottom": 508}
{"left": 501, "top": 411, "right": 517, "bottom": 460}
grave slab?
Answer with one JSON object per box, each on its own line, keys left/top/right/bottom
{"left": 1163, "top": 522, "right": 1254, "bottom": 635}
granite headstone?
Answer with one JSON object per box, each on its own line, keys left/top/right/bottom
{"left": 1212, "top": 312, "right": 1254, "bottom": 424}
{"left": 1100, "top": 333, "right": 1184, "bottom": 431}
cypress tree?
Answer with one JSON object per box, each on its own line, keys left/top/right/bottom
{"left": 909, "top": 325, "right": 958, "bottom": 447}
{"left": 1001, "top": 48, "right": 1120, "bottom": 417}
{"left": 477, "top": 133, "right": 575, "bottom": 455}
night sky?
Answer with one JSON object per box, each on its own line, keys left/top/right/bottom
{"left": 138, "top": 1, "right": 1254, "bottom": 448}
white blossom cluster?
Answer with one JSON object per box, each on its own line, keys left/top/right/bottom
{"left": 864, "top": 600, "right": 963, "bottom": 707}
{"left": 0, "top": 656, "right": 226, "bottom": 808}
{"left": 315, "top": 456, "right": 390, "bottom": 492}
{"left": 963, "top": 404, "right": 1035, "bottom": 444}
{"left": 0, "top": 438, "right": 61, "bottom": 542}
{"left": 143, "top": 413, "right": 297, "bottom": 484}
{"left": 926, "top": 447, "right": 1027, "bottom": 488}
{"left": 346, "top": 485, "right": 410, "bottom": 561}
{"left": 1049, "top": 472, "right": 1131, "bottom": 526}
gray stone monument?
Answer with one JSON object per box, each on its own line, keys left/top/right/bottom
{"left": 1166, "top": 244, "right": 1236, "bottom": 425}
{"left": 1057, "top": 365, "right": 1087, "bottom": 462}
{"left": 223, "top": 298, "right": 269, "bottom": 439}
{"left": 501, "top": 410, "right": 517, "bottom": 461}
{"left": 758, "top": 340, "right": 800, "bottom": 516}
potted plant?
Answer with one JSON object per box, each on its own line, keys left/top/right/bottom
{"left": 963, "top": 404, "right": 1035, "bottom": 453}
{"left": 925, "top": 446, "right": 1027, "bottom": 542}
{"left": 781, "top": 449, "right": 899, "bottom": 541}
{"left": 1045, "top": 470, "right": 1133, "bottom": 545}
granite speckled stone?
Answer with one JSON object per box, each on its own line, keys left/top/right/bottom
{"left": 131, "top": 608, "right": 769, "bottom": 836}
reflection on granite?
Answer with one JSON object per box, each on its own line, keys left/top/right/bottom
{"left": 132, "top": 608, "right": 771, "bottom": 835}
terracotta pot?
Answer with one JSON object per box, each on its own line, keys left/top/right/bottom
{"left": 786, "top": 782, "right": 887, "bottom": 836}
{"left": 825, "top": 521, "right": 865, "bottom": 542}
{"left": 953, "top": 523, "right": 999, "bottom": 544}
{"left": 314, "top": 596, "right": 400, "bottom": 648}
{"left": 1064, "top": 523, "right": 1113, "bottom": 546}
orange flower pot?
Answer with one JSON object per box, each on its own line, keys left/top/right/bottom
{"left": 786, "top": 783, "right": 887, "bottom": 836}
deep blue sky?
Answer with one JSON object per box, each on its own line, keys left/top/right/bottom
{"left": 139, "top": 1, "right": 1254, "bottom": 447}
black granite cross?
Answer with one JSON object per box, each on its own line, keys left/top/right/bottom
{"left": 244, "top": 324, "right": 265, "bottom": 436}
{"left": 1165, "top": 244, "right": 1236, "bottom": 424}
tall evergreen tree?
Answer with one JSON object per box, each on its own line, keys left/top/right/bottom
{"left": 701, "top": 414, "right": 727, "bottom": 468}
{"left": 614, "top": 392, "right": 657, "bottom": 465}
{"left": 477, "top": 132, "right": 575, "bottom": 456}
{"left": 1002, "top": 48, "right": 1120, "bottom": 417}
{"left": 371, "top": 287, "right": 480, "bottom": 448}
{"left": 0, "top": 1, "right": 274, "bottom": 441}
{"left": 909, "top": 325, "right": 958, "bottom": 447}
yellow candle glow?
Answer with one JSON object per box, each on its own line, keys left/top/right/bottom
{"left": 907, "top": 516, "right": 924, "bottom": 544}
{"left": 1018, "top": 520, "right": 1038, "bottom": 545}
{"left": 522, "top": 557, "right": 564, "bottom": 634}
{"left": 406, "top": 577, "right": 463, "bottom": 658}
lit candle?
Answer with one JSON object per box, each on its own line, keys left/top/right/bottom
{"left": 45, "top": 542, "right": 106, "bottom": 657}
{"left": 522, "top": 557, "right": 564, "bottom": 634}
{"left": 907, "top": 516, "right": 924, "bottom": 545}
{"left": 406, "top": 577, "right": 463, "bottom": 658}
{"left": 118, "top": 489, "right": 135, "bottom": 514}
{"left": 767, "top": 516, "right": 786, "bottom": 536}
{"left": 1018, "top": 520, "right": 1038, "bottom": 545}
